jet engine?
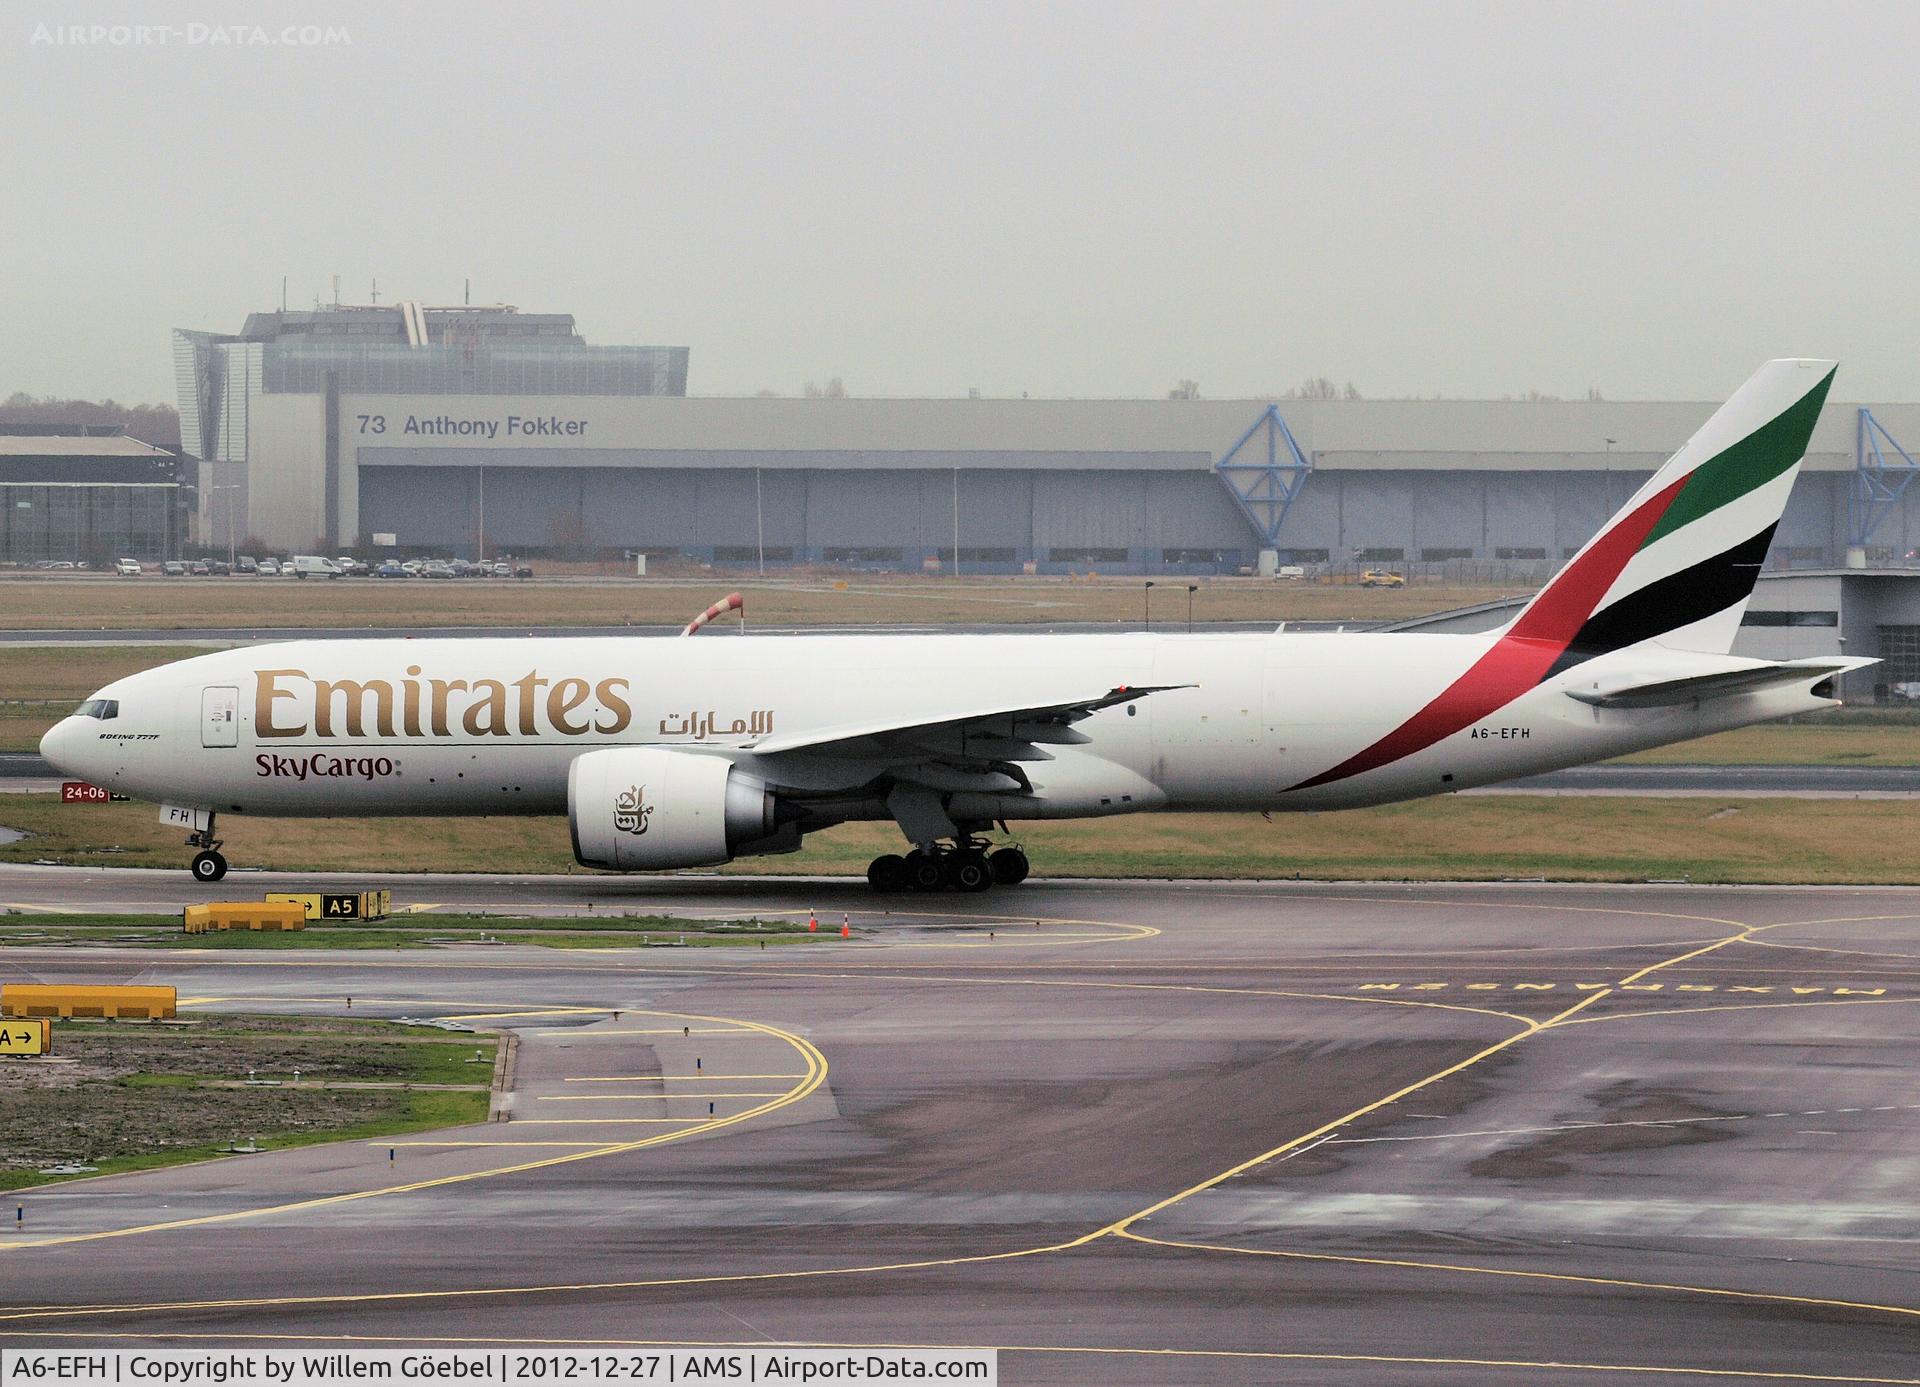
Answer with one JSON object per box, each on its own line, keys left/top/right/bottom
{"left": 568, "top": 747, "right": 779, "bottom": 870}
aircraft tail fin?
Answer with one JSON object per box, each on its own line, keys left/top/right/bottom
{"left": 1507, "top": 358, "right": 1836, "bottom": 675}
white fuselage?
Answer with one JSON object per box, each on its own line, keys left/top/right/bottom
{"left": 41, "top": 631, "right": 1838, "bottom": 828}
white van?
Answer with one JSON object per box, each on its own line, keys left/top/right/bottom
{"left": 289, "top": 555, "right": 341, "bottom": 579}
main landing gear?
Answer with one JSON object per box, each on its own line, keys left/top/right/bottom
{"left": 866, "top": 839, "right": 1030, "bottom": 894}
{"left": 187, "top": 814, "right": 227, "bottom": 883}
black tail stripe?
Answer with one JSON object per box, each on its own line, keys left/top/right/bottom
{"left": 1545, "top": 524, "right": 1778, "bottom": 680}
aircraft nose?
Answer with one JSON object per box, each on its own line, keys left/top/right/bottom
{"left": 39, "top": 716, "right": 88, "bottom": 777}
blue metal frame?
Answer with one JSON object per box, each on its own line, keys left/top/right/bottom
{"left": 1213, "top": 405, "right": 1313, "bottom": 547}
{"left": 1850, "top": 407, "right": 1920, "bottom": 548}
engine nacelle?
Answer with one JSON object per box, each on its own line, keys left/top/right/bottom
{"left": 568, "top": 748, "right": 777, "bottom": 870}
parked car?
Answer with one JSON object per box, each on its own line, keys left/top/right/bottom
{"left": 114, "top": 558, "right": 142, "bottom": 576}
{"left": 235, "top": 555, "right": 259, "bottom": 576}
{"left": 375, "top": 561, "right": 411, "bottom": 579}
{"left": 290, "top": 555, "right": 341, "bottom": 579}
{"left": 188, "top": 560, "right": 210, "bottom": 576}
{"left": 333, "top": 557, "right": 366, "bottom": 576}
{"left": 256, "top": 557, "right": 281, "bottom": 576}
{"left": 421, "top": 561, "right": 456, "bottom": 579}
{"left": 490, "top": 561, "right": 511, "bottom": 578}
{"left": 1359, "top": 569, "right": 1406, "bottom": 589}
{"left": 513, "top": 563, "right": 533, "bottom": 579}
{"left": 206, "top": 560, "right": 231, "bottom": 576}
{"left": 162, "top": 560, "right": 187, "bottom": 576}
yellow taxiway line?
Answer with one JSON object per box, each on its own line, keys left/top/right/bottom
{"left": 0, "top": 1006, "right": 825, "bottom": 1253}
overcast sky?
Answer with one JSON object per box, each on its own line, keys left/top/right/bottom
{"left": 7, "top": 0, "right": 1919, "bottom": 405}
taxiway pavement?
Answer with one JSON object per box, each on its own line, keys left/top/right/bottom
{"left": 0, "top": 871, "right": 1916, "bottom": 1383}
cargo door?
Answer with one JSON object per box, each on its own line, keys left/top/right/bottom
{"left": 201, "top": 686, "right": 239, "bottom": 748}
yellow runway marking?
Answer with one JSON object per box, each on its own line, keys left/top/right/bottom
{"left": 1, "top": 1331, "right": 1911, "bottom": 1384}
{"left": 1558, "top": 995, "right": 1920, "bottom": 1028}
{"left": 5, "top": 892, "right": 1916, "bottom": 1339}
{"left": 0, "top": 977, "right": 1576, "bottom": 1320}
{"left": 1094, "top": 989, "right": 1609, "bottom": 1238}
{"left": 1119, "top": 1229, "right": 1920, "bottom": 1321}
{"left": 0, "top": 1007, "right": 825, "bottom": 1252}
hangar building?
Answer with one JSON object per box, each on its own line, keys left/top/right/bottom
{"left": 174, "top": 302, "right": 1920, "bottom": 576}
{"left": 0, "top": 424, "right": 182, "bottom": 563}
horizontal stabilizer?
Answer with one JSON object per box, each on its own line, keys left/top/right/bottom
{"left": 1563, "top": 657, "right": 1874, "bottom": 710}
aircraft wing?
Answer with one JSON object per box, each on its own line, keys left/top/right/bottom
{"left": 747, "top": 684, "right": 1188, "bottom": 763}
{"left": 1563, "top": 657, "right": 1875, "bottom": 710}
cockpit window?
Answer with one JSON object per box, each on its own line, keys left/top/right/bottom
{"left": 75, "top": 699, "right": 119, "bottom": 721}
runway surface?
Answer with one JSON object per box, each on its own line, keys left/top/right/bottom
{"left": 1, "top": 867, "right": 1917, "bottom": 1383}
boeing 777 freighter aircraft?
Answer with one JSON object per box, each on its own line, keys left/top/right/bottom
{"left": 42, "top": 359, "right": 1867, "bottom": 891}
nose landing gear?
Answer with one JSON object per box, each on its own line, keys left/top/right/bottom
{"left": 186, "top": 815, "right": 227, "bottom": 882}
{"left": 867, "top": 839, "right": 1029, "bottom": 893}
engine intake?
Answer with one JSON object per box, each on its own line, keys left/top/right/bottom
{"left": 568, "top": 747, "right": 777, "bottom": 871}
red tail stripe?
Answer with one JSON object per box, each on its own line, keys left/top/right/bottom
{"left": 1290, "top": 474, "right": 1687, "bottom": 791}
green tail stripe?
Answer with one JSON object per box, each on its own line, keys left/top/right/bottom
{"left": 1640, "top": 367, "right": 1835, "bottom": 549}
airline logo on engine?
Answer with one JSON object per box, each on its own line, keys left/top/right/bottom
{"left": 613, "top": 784, "right": 652, "bottom": 836}
{"left": 254, "top": 667, "right": 633, "bottom": 740}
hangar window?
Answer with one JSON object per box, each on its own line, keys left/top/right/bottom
{"left": 1880, "top": 626, "right": 1920, "bottom": 688}
{"left": 1357, "top": 548, "right": 1404, "bottom": 562}
{"left": 1047, "top": 547, "right": 1129, "bottom": 564}
{"left": 1284, "top": 549, "right": 1330, "bottom": 563}
{"left": 1420, "top": 547, "right": 1474, "bottom": 562}
{"left": 958, "top": 547, "right": 1016, "bottom": 563}
{"left": 714, "top": 546, "right": 792, "bottom": 562}
{"left": 1496, "top": 547, "right": 1547, "bottom": 560}
{"left": 824, "top": 546, "right": 904, "bottom": 563}
{"left": 1740, "top": 610, "right": 1839, "bottom": 628}
{"left": 1160, "top": 548, "right": 1232, "bottom": 564}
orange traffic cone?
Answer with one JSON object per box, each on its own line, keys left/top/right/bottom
{"left": 808, "top": 911, "right": 817, "bottom": 933}
{"left": 840, "top": 914, "right": 850, "bottom": 939}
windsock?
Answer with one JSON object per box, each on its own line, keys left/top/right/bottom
{"left": 681, "top": 592, "right": 745, "bottom": 636}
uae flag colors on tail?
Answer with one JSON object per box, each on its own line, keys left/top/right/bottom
{"left": 1292, "top": 359, "right": 1837, "bottom": 791}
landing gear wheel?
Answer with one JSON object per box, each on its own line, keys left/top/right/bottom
{"left": 988, "top": 847, "right": 1030, "bottom": 886}
{"left": 191, "top": 850, "right": 228, "bottom": 883}
{"left": 950, "top": 851, "right": 993, "bottom": 893}
{"left": 905, "top": 850, "right": 948, "bottom": 892}
{"left": 867, "top": 853, "right": 911, "bottom": 893}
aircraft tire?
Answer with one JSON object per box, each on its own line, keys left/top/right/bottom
{"left": 951, "top": 851, "right": 993, "bottom": 893}
{"left": 988, "top": 847, "right": 1030, "bottom": 886}
{"left": 905, "top": 850, "right": 948, "bottom": 892}
{"left": 191, "top": 850, "right": 228, "bottom": 883}
{"left": 866, "top": 854, "right": 911, "bottom": 892}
